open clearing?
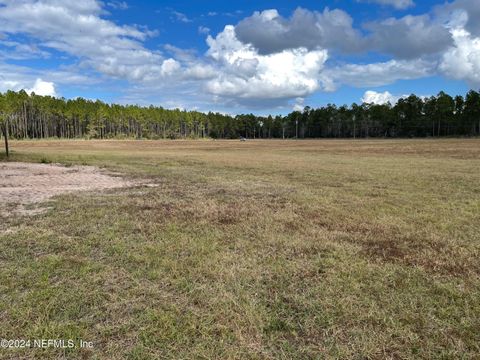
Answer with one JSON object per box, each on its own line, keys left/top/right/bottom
{"left": 1, "top": 139, "right": 479, "bottom": 359}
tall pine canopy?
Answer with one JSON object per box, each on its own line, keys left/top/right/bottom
{"left": 0, "top": 90, "right": 479, "bottom": 142}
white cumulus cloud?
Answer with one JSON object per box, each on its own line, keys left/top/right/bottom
{"left": 439, "top": 28, "right": 480, "bottom": 86}
{"left": 27, "top": 78, "right": 57, "bottom": 96}
{"left": 205, "top": 25, "right": 328, "bottom": 101}
{"left": 361, "top": 90, "right": 404, "bottom": 104}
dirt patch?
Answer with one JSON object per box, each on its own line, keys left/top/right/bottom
{"left": 0, "top": 162, "right": 134, "bottom": 216}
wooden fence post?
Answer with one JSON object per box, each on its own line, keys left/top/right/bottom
{"left": 2, "top": 119, "right": 9, "bottom": 157}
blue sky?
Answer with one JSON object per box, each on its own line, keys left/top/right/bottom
{"left": 0, "top": 0, "right": 478, "bottom": 115}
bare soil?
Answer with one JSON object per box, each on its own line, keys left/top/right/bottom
{"left": 0, "top": 162, "right": 133, "bottom": 216}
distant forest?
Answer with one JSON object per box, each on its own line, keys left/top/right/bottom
{"left": 1, "top": 89, "right": 480, "bottom": 140}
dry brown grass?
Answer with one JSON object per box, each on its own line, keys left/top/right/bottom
{"left": 1, "top": 138, "right": 479, "bottom": 359}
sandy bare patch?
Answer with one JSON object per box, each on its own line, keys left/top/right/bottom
{"left": 0, "top": 162, "right": 133, "bottom": 216}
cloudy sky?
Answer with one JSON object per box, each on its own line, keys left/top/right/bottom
{"left": 0, "top": 0, "right": 478, "bottom": 114}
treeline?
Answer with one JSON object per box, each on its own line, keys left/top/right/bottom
{"left": 1, "top": 89, "right": 480, "bottom": 140}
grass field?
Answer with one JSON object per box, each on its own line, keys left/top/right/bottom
{"left": 1, "top": 139, "right": 479, "bottom": 359}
